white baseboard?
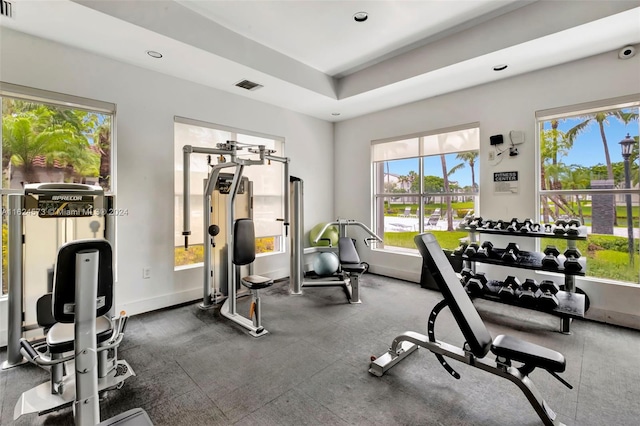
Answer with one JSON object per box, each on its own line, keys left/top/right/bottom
{"left": 119, "top": 266, "right": 292, "bottom": 318}
{"left": 0, "top": 328, "right": 6, "bottom": 347}
{"left": 368, "top": 265, "right": 420, "bottom": 283}
{"left": 118, "top": 287, "right": 202, "bottom": 317}
{"left": 261, "top": 267, "right": 290, "bottom": 281}
{"left": 585, "top": 307, "right": 640, "bottom": 330}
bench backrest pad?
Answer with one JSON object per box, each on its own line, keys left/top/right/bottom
{"left": 414, "top": 233, "right": 493, "bottom": 357}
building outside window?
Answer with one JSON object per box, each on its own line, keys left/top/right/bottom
{"left": 372, "top": 124, "right": 479, "bottom": 253}
{"left": 537, "top": 96, "right": 639, "bottom": 285}
{"left": 1, "top": 83, "right": 115, "bottom": 294}
{"left": 174, "top": 119, "right": 285, "bottom": 268}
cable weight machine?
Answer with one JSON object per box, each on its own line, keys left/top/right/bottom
{"left": 182, "top": 140, "right": 289, "bottom": 336}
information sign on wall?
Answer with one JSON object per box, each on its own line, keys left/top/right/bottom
{"left": 493, "top": 171, "right": 519, "bottom": 194}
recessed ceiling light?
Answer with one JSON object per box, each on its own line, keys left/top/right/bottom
{"left": 618, "top": 45, "right": 636, "bottom": 59}
{"left": 493, "top": 64, "right": 508, "bottom": 71}
{"left": 331, "top": 112, "right": 341, "bottom": 116}
{"left": 353, "top": 12, "right": 368, "bottom": 22}
{"left": 146, "top": 50, "right": 163, "bottom": 59}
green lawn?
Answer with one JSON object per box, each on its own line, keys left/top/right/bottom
{"left": 384, "top": 230, "right": 467, "bottom": 250}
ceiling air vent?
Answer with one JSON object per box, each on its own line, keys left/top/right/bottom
{"left": 0, "top": 1, "right": 12, "bottom": 18}
{"left": 234, "top": 79, "right": 263, "bottom": 91}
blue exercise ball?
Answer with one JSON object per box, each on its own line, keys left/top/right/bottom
{"left": 313, "top": 252, "right": 340, "bottom": 276}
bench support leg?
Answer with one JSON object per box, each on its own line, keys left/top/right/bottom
{"left": 348, "top": 274, "right": 361, "bottom": 304}
{"left": 221, "top": 295, "right": 269, "bottom": 338}
{"left": 250, "top": 290, "right": 263, "bottom": 330}
{"left": 369, "top": 332, "right": 566, "bottom": 426}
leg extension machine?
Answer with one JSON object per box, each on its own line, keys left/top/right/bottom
{"left": 15, "top": 240, "right": 149, "bottom": 425}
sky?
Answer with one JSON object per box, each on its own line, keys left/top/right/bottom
{"left": 543, "top": 112, "right": 639, "bottom": 166}
{"left": 384, "top": 108, "right": 640, "bottom": 187}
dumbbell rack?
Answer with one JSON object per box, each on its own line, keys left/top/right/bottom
{"left": 459, "top": 225, "right": 587, "bottom": 334}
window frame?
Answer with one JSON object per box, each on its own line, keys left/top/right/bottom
{"left": 1, "top": 82, "right": 117, "bottom": 295}
{"left": 0, "top": 81, "right": 117, "bottom": 195}
{"left": 372, "top": 123, "right": 480, "bottom": 253}
{"left": 535, "top": 94, "right": 640, "bottom": 285}
{"left": 173, "top": 116, "right": 286, "bottom": 270}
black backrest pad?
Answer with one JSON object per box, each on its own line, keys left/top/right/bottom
{"left": 233, "top": 218, "right": 256, "bottom": 266}
{"left": 338, "top": 237, "right": 361, "bottom": 264}
{"left": 53, "top": 239, "right": 113, "bottom": 323}
{"left": 414, "top": 233, "right": 493, "bottom": 357}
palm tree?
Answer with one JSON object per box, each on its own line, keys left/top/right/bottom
{"left": 399, "top": 174, "right": 411, "bottom": 192}
{"left": 3, "top": 99, "right": 105, "bottom": 186}
{"left": 94, "top": 121, "right": 112, "bottom": 189}
{"left": 540, "top": 120, "right": 573, "bottom": 221}
{"left": 560, "top": 167, "right": 590, "bottom": 223}
{"left": 629, "top": 135, "right": 639, "bottom": 187}
{"left": 2, "top": 113, "right": 77, "bottom": 184}
{"left": 454, "top": 151, "right": 478, "bottom": 191}
{"left": 407, "top": 170, "right": 419, "bottom": 204}
{"left": 565, "top": 110, "right": 639, "bottom": 225}
{"left": 565, "top": 110, "right": 637, "bottom": 184}
{"left": 439, "top": 154, "right": 454, "bottom": 231}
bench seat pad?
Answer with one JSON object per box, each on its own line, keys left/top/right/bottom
{"left": 491, "top": 334, "right": 565, "bottom": 372}
{"left": 341, "top": 263, "right": 367, "bottom": 273}
{"left": 47, "top": 316, "right": 113, "bottom": 354}
{"left": 241, "top": 275, "right": 274, "bottom": 290}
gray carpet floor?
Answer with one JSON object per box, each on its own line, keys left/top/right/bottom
{"left": 2, "top": 274, "right": 640, "bottom": 425}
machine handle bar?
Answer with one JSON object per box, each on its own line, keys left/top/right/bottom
{"left": 313, "top": 220, "right": 383, "bottom": 244}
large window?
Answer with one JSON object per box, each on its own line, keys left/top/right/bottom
{"left": 537, "top": 96, "right": 639, "bottom": 284}
{"left": 1, "top": 85, "right": 114, "bottom": 191}
{"left": 174, "top": 118, "right": 285, "bottom": 268}
{"left": 1, "top": 83, "right": 115, "bottom": 294}
{"left": 373, "top": 124, "right": 479, "bottom": 252}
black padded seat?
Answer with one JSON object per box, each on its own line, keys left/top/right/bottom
{"left": 240, "top": 275, "right": 274, "bottom": 290}
{"left": 491, "top": 334, "right": 566, "bottom": 372}
{"left": 341, "top": 264, "right": 367, "bottom": 273}
{"left": 46, "top": 316, "right": 112, "bottom": 354}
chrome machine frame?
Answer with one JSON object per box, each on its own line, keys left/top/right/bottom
{"left": 289, "top": 177, "right": 381, "bottom": 303}
{"left": 182, "top": 141, "right": 289, "bottom": 337}
{"left": 2, "top": 183, "right": 115, "bottom": 371}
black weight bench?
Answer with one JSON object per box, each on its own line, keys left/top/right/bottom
{"left": 369, "top": 233, "right": 572, "bottom": 426}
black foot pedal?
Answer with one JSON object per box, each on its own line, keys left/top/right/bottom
{"left": 115, "top": 363, "right": 129, "bottom": 377}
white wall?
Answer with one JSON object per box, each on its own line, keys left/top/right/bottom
{"left": 334, "top": 50, "right": 640, "bottom": 328}
{"left": 0, "top": 28, "right": 334, "bottom": 345}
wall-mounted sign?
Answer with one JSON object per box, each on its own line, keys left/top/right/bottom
{"left": 493, "top": 171, "right": 518, "bottom": 194}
